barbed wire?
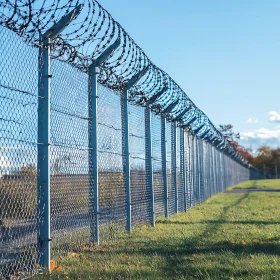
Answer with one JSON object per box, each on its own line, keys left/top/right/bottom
{"left": 0, "top": 0, "right": 247, "bottom": 165}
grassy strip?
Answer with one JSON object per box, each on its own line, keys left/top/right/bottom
{"left": 37, "top": 182, "right": 280, "bottom": 279}
{"left": 228, "top": 179, "right": 280, "bottom": 190}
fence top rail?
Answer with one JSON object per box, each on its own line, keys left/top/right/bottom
{"left": 0, "top": 0, "right": 247, "bottom": 165}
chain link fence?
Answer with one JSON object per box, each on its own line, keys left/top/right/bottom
{"left": 97, "top": 85, "right": 126, "bottom": 243}
{"left": 152, "top": 114, "right": 165, "bottom": 218}
{"left": 0, "top": 25, "right": 41, "bottom": 278}
{"left": 0, "top": 5, "right": 265, "bottom": 279}
{"left": 50, "top": 57, "right": 95, "bottom": 260}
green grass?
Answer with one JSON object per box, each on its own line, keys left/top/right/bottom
{"left": 228, "top": 179, "right": 280, "bottom": 190}
{"left": 37, "top": 181, "right": 280, "bottom": 279}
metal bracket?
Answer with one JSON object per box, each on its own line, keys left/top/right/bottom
{"left": 193, "top": 124, "right": 205, "bottom": 135}
{"left": 200, "top": 129, "right": 211, "bottom": 140}
{"left": 147, "top": 86, "right": 167, "bottom": 105}
{"left": 90, "top": 38, "right": 121, "bottom": 68}
{"left": 174, "top": 106, "right": 191, "bottom": 122}
{"left": 217, "top": 140, "right": 225, "bottom": 149}
{"left": 193, "top": 125, "right": 203, "bottom": 135}
{"left": 162, "top": 99, "right": 180, "bottom": 114}
{"left": 124, "top": 67, "right": 149, "bottom": 91}
{"left": 181, "top": 115, "right": 197, "bottom": 129}
{"left": 42, "top": 4, "right": 83, "bottom": 41}
{"left": 209, "top": 133, "right": 217, "bottom": 142}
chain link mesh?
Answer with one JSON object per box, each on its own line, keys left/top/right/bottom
{"left": 129, "top": 104, "right": 151, "bottom": 227}
{"left": 0, "top": 23, "right": 260, "bottom": 279}
{"left": 152, "top": 114, "right": 164, "bottom": 218}
{"left": 50, "top": 58, "right": 94, "bottom": 261}
{"left": 178, "top": 128, "right": 184, "bottom": 212}
{"left": 0, "top": 26, "right": 40, "bottom": 278}
{"left": 186, "top": 132, "right": 192, "bottom": 210}
{"left": 201, "top": 139, "right": 204, "bottom": 203}
{"left": 166, "top": 122, "right": 175, "bottom": 215}
{"left": 97, "top": 85, "right": 126, "bottom": 242}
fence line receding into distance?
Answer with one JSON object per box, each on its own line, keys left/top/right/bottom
{"left": 0, "top": 1, "right": 263, "bottom": 278}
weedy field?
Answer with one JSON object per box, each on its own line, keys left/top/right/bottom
{"left": 37, "top": 180, "right": 280, "bottom": 280}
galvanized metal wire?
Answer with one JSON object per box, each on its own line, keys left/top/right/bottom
{"left": 0, "top": 2, "right": 265, "bottom": 278}
{"left": 0, "top": 25, "right": 41, "bottom": 278}
{"left": 152, "top": 114, "right": 164, "bottom": 218}
{"left": 0, "top": 0, "right": 255, "bottom": 160}
{"left": 50, "top": 58, "right": 95, "bottom": 260}
{"left": 97, "top": 84, "right": 126, "bottom": 242}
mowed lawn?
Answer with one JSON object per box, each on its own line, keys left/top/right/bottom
{"left": 38, "top": 180, "right": 280, "bottom": 280}
{"left": 228, "top": 179, "right": 280, "bottom": 190}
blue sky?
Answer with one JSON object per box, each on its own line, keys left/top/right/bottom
{"left": 99, "top": 0, "right": 280, "bottom": 150}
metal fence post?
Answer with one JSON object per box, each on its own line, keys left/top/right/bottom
{"left": 122, "top": 67, "right": 148, "bottom": 232}
{"left": 209, "top": 145, "right": 213, "bottom": 198}
{"left": 203, "top": 142, "right": 207, "bottom": 201}
{"left": 218, "top": 152, "right": 221, "bottom": 192}
{"left": 188, "top": 134, "right": 192, "bottom": 208}
{"left": 207, "top": 143, "right": 210, "bottom": 199}
{"left": 216, "top": 150, "right": 221, "bottom": 194}
{"left": 37, "top": 6, "right": 83, "bottom": 270}
{"left": 187, "top": 133, "right": 192, "bottom": 209}
{"left": 172, "top": 122, "right": 178, "bottom": 213}
{"left": 213, "top": 148, "right": 217, "bottom": 195}
{"left": 206, "top": 143, "right": 209, "bottom": 199}
{"left": 122, "top": 89, "right": 132, "bottom": 232}
{"left": 88, "top": 37, "right": 121, "bottom": 245}
{"left": 37, "top": 37, "right": 51, "bottom": 271}
{"left": 37, "top": 5, "right": 83, "bottom": 270}
{"left": 195, "top": 137, "right": 200, "bottom": 203}
{"left": 217, "top": 151, "right": 220, "bottom": 193}
{"left": 223, "top": 154, "right": 226, "bottom": 190}
{"left": 200, "top": 140, "right": 204, "bottom": 202}
{"left": 145, "top": 106, "right": 155, "bottom": 227}
{"left": 181, "top": 129, "right": 187, "bottom": 212}
{"left": 191, "top": 135, "right": 195, "bottom": 207}
{"left": 88, "top": 66, "right": 99, "bottom": 244}
{"left": 197, "top": 138, "right": 200, "bottom": 203}
{"left": 161, "top": 115, "right": 169, "bottom": 218}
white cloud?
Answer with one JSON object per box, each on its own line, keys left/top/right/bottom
{"left": 269, "top": 111, "right": 280, "bottom": 122}
{"left": 240, "top": 127, "right": 280, "bottom": 149}
{"left": 241, "top": 127, "right": 280, "bottom": 140}
{"left": 246, "top": 118, "right": 259, "bottom": 124}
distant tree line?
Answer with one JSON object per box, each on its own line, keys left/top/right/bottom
{"left": 252, "top": 146, "right": 280, "bottom": 177}
{"left": 219, "top": 124, "right": 280, "bottom": 177}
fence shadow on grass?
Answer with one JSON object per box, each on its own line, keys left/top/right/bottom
{"left": 107, "top": 193, "right": 280, "bottom": 279}
{"left": 32, "top": 193, "right": 280, "bottom": 279}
